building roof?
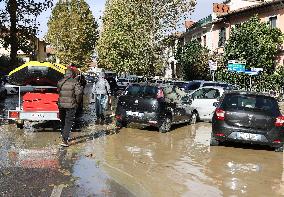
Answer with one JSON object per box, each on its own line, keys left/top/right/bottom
{"left": 185, "top": 14, "right": 212, "bottom": 32}
{"left": 218, "top": 0, "right": 283, "bottom": 18}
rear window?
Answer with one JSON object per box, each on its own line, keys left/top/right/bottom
{"left": 125, "top": 85, "right": 158, "bottom": 97}
{"left": 221, "top": 94, "right": 279, "bottom": 112}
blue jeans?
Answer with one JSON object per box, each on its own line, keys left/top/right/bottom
{"left": 95, "top": 94, "right": 108, "bottom": 119}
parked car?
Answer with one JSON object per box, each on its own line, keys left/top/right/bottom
{"left": 115, "top": 83, "right": 194, "bottom": 132}
{"left": 117, "top": 78, "right": 132, "bottom": 91}
{"left": 1, "top": 75, "right": 18, "bottom": 95}
{"left": 211, "top": 91, "right": 284, "bottom": 152}
{"left": 189, "top": 86, "right": 225, "bottom": 123}
{"left": 0, "top": 79, "right": 7, "bottom": 99}
{"left": 106, "top": 76, "right": 118, "bottom": 96}
{"left": 180, "top": 80, "right": 236, "bottom": 93}
{"left": 85, "top": 75, "right": 96, "bottom": 84}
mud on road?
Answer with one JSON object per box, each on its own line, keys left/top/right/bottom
{"left": 0, "top": 92, "right": 284, "bottom": 196}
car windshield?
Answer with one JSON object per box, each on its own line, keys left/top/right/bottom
{"left": 221, "top": 94, "right": 278, "bottom": 111}
{"left": 187, "top": 82, "right": 201, "bottom": 90}
{"left": 125, "top": 85, "right": 158, "bottom": 97}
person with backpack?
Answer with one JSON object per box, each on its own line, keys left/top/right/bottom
{"left": 57, "top": 67, "right": 83, "bottom": 147}
{"left": 92, "top": 71, "right": 111, "bottom": 124}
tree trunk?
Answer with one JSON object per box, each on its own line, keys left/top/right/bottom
{"left": 8, "top": 0, "right": 18, "bottom": 67}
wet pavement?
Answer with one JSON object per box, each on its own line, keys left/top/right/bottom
{"left": 0, "top": 88, "right": 284, "bottom": 196}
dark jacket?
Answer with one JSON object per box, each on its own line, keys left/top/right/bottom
{"left": 57, "top": 77, "right": 83, "bottom": 109}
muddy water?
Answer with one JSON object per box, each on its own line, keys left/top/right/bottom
{"left": 1, "top": 93, "right": 284, "bottom": 196}
{"left": 82, "top": 123, "right": 284, "bottom": 197}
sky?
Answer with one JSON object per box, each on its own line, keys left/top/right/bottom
{"left": 36, "top": 0, "right": 224, "bottom": 38}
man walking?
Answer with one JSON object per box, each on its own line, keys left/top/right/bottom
{"left": 58, "top": 67, "right": 83, "bottom": 147}
{"left": 92, "top": 72, "right": 111, "bottom": 124}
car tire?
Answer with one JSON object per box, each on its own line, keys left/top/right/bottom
{"left": 16, "top": 122, "right": 24, "bottom": 129}
{"left": 275, "top": 146, "right": 283, "bottom": 152}
{"left": 210, "top": 134, "right": 219, "bottom": 146}
{"left": 159, "top": 117, "right": 171, "bottom": 133}
{"left": 190, "top": 112, "right": 198, "bottom": 125}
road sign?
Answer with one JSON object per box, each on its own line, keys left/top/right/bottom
{"left": 245, "top": 71, "right": 259, "bottom": 75}
{"left": 208, "top": 60, "right": 217, "bottom": 71}
{"left": 228, "top": 60, "right": 246, "bottom": 72}
{"left": 251, "top": 67, "right": 263, "bottom": 72}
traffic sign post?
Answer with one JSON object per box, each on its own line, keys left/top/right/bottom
{"left": 208, "top": 60, "right": 217, "bottom": 81}
{"left": 228, "top": 60, "right": 246, "bottom": 72}
{"left": 244, "top": 70, "right": 260, "bottom": 91}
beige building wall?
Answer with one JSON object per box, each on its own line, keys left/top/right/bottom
{"left": 211, "top": 4, "right": 284, "bottom": 65}
{"left": 0, "top": 39, "right": 10, "bottom": 56}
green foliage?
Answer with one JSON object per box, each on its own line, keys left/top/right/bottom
{"left": 224, "top": 15, "right": 283, "bottom": 74}
{"left": 215, "top": 69, "right": 284, "bottom": 93}
{"left": 97, "top": 0, "right": 196, "bottom": 75}
{"left": 0, "top": 0, "right": 53, "bottom": 66}
{"left": 0, "top": 55, "right": 24, "bottom": 74}
{"left": 46, "top": 0, "right": 98, "bottom": 69}
{"left": 176, "top": 40, "right": 211, "bottom": 80}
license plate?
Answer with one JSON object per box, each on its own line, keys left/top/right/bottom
{"left": 237, "top": 132, "right": 261, "bottom": 141}
{"left": 126, "top": 111, "right": 144, "bottom": 117}
{"left": 32, "top": 113, "right": 47, "bottom": 118}
{"left": 19, "top": 112, "right": 59, "bottom": 120}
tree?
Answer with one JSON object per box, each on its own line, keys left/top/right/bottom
{"left": 224, "top": 15, "right": 283, "bottom": 74}
{"left": 97, "top": 0, "right": 196, "bottom": 75}
{"left": 0, "top": 0, "right": 53, "bottom": 67}
{"left": 46, "top": 0, "right": 98, "bottom": 69}
{"left": 176, "top": 40, "right": 211, "bottom": 80}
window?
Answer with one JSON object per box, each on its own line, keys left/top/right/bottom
{"left": 221, "top": 94, "right": 278, "bottom": 112}
{"left": 192, "top": 88, "right": 220, "bottom": 99}
{"left": 197, "top": 37, "right": 202, "bottom": 43}
{"left": 218, "top": 27, "right": 226, "bottom": 47}
{"left": 203, "top": 34, "right": 207, "bottom": 47}
{"left": 269, "top": 16, "right": 277, "bottom": 28}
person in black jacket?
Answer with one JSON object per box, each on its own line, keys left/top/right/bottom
{"left": 57, "top": 68, "right": 83, "bottom": 147}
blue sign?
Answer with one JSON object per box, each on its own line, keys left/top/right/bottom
{"left": 245, "top": 71, "right": 259, "bottom": 75}
{"left": 228, "top": 60, "right": 246, "bottom": 72}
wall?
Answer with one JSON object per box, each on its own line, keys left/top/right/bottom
{"left": 212, "top": 5, "right": 284, "bottom": 65}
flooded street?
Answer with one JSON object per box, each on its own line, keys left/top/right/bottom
{"left": 0, "top": 92, "right": 283, "bottom": 196}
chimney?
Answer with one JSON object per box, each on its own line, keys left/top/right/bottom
{"left": 213, "top": 3, "right": 230, "bottom": 14}
{"left": 185, "top": 20, "right": 195, "bottom": 29}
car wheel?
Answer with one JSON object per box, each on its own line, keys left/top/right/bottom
{"left": 16, "top": 122, "right": 24, "bottom": 129}
{"left": 159, "top": 117, "right": 171, "bottom": 133}
{"left": 210, "top": 134, "right": 219, "bottom": 146}
{"left": 275, "top": 146, "right": 283, "bottom": 152}
{"left": 190, "top": 112, "right": 198, "bottom": 125}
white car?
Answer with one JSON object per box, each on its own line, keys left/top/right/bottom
{"left": 189, "top": 86, "right": 225, "bottom": 123}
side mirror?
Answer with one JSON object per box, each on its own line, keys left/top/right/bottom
{"left": 181, "top": 97, "right": 192, "bottom": 105}
{"left": 213, "top": 102, "right": 219, "bottom": 107}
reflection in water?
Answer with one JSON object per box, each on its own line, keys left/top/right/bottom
{"left": 0, "top": 94, "right": 283, "bottom": 196}
{"left": 82, "top": 123, "right": 284, "bottom": 197}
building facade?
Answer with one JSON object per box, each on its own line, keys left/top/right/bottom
{"left": 0, "top": 28, "right": 47, "bottom": 62}
{"left": 182, "top": 0, "right": 284, "bottom": 64}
